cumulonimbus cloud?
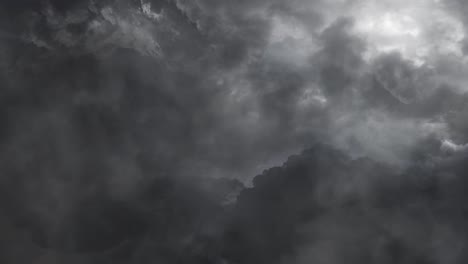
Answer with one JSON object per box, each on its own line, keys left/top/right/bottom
{"left": 1, "top": 0, "right": 468, "bottom": 263}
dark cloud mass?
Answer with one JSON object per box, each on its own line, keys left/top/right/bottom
{"left": 1, "top": 0, "right": 468, "bottom": 263}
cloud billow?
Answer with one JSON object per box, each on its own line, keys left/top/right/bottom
{"left": 1, "top": 0, "right": 468, "bottom": 263}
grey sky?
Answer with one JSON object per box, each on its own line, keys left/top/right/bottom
{"left": 1, "top": 0, "right": 468, "bottom": 263}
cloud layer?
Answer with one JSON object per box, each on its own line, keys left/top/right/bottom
{"left": 1, "top": 0, "right": 468, "bottom": 263}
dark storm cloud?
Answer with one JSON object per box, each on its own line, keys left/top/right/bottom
{"left": 1, "top": 0, "right": 468, "bottom": 263}
{"left": 0, "top": 1, "right": 281, "bottom": 262}
{"left": 223, "top": 143, "right": 468, "bottom": 264}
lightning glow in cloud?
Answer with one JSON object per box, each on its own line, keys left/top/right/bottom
{"left": 351, "top": 0, "right": 465, "bottom": 65}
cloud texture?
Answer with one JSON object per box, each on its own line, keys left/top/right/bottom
{"left": 1, "top": 0, "right": 468, "bottom": 263}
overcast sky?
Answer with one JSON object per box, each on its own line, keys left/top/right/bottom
{"left": 1, "top": 0, "right": 468, "bottom": 263}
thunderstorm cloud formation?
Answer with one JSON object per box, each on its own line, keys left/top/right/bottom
{"left": 1, "top": 0, "right": 468, "bottom": 263}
